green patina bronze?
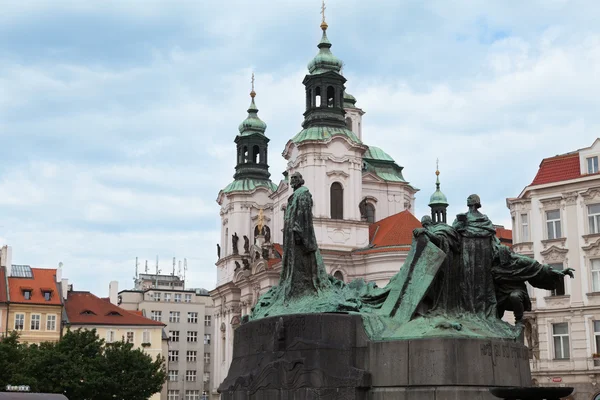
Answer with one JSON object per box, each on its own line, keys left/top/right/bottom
{"left": 250, "top": 189, "right": 573, "bottom": 341}
{"left": 291, "top": 126, "right": 361, "bottom": 144}
{"left": 222, "top": 178, "right": 278, "bottom": 194}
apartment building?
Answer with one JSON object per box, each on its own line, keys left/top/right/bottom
{"left": 119, "top": 274, "right": 214, "bottom": 400}
{"left": 507, "top": 139, "right": 600, "bottom": 400}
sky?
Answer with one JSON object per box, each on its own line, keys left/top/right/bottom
{"left": 1, "top": 0, "right": 599, "bottom": 296}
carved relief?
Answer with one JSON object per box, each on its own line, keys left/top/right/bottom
{"left": 541, "top": 238, "right": 567, "bottom": 249}
{"left": 539, "top": 196, "right": 563, "bottom": 211}
{"left": 583, "top": 238, "right": 600, "bottom": 257}
{"left": 222, "top": 218, "right": 229, "bottom": 226}
{"left": 562, "top": 191, "right": 579, "bottom": 206}
{"left": 581, "top": 187, "right": 600, "bottom": 202}
{"left": 540, "top": 245, "right": 568, "bottom": 263}
{"left": 512, "top": 242, "right": 534, "bottom": 255}
{"left": 326, "top": 170, "right": 350, "bottom": 178}
{"left": 508, "top": 198, "right": 532, "bottom": 213}
{"left": 327, "top": 228, "right": 351, "bottom": 244}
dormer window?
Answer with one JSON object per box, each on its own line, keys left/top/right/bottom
{"left": 106, "top": 311, "right": 122, "bottom": 317}
{"left": 588, "top": 156, "right": 599, "bottom": 174}
{"left": 23, "top": 290, "right": 32, "bottom": 300}
{"left": 80, "top": 310, "right": 97, "bottom": 315}
{"left": 42, "top": 290, "right": 52, "bottom": 301}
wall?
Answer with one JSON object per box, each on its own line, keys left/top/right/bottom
{"left": 8, "top": 304, "right": 62, "bottom": 344}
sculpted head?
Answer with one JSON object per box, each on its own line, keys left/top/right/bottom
{"left": 290, "top": 172, "right": 305, "bottom": 190}
{"left": 467, "top": 194, "right": 481, "bottom": 210}
{"left": 421, "top": 215, "right": 433, "bottom": 228}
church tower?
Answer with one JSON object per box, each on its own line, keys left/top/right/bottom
{"left": 428, "top": 163, "right": 449, "bottom": 224}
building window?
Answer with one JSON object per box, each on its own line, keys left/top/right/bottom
{"left": 204, "top": 334, "right": 211, "bottom": 345}
{"left": 333, "top": 270, "right": 344, "bottom": 281}
{"left": 153, "top": 292, "right": 161, "bottom": 302}
{"left": 126, "top": 331, "right": 134, "bottom": 343}
{"left": 594, "top": 321, "right": 600, "bottom": 355}
{"left": 593, "top": 260, "right": 600, "bottom": 292}
{"left": 14, "top": 313, "right": 24, "bottom": 330}
{"left": 43, "top": 291, "right": 52, "bottom": 301}
{"left": 185, "top": 390, "right": 200, "bottom": 400}
{"left": 521, "top": 213, "right": 529, "bottom": 241}
{"left": 165, "top": 293, "right": 172, "bottom": 302}
{"left": 150, "top": 311, "right": 162, "bottom": 321}
{"left": 142, "top": 330, "right": 150, "bottom": 344}
{"left": 588, "top": 156, "right": 599, "bottom": 174}
{"left": 365, "top": 203, "right": 376, "bottom": 223}
{"left": 168, "top": 370, "right": 179, "bottom": 382}
{"left": 167, "top": 390, "right": 179, "bottom": 400}
{"left": 590, "top": 204, "right": 600, "bottom": 234}
{"left": 330, "top": 182, "right": 344, "bottom": 220}
{"left": 204, "top": 315, "right": 211, "bottom": 327}
{"left": 106, "top": 330, "right": 115, "bottom": 343}
{"left": 46, "top": 314, "right": 56, "bottom": 331}
{"left": 174, "top": 294, "right": 182, "bottom": 303}
{"left": 168, "top": 350, "right": 179, "bottom": 362}
{"left": 549, "top": 263, "right": 566, "bottom": 296}
{"left": 187, "top": 331, "right": 198, "bottom": 343}
{"left": 188, "top": 312, "right": 198, "bottom": 324}
{"left": 184, "top": 294, "right": 192, "bottom": 303}
{"left": 187, "top": 351, "right": 197, "bottom": 362}
{"left": 546, "top": 210, "right": 562, "bottom": 240}
{"left": 203, "top": 372, "right": 210, "bottom": 383}
{"left": 185, "top": 370, "right": 197, "bottom": 382}
{"left": 552, "top": 323, "right": 570, "bottom": 359}
{"left": 169, "top": 331, "right": 180, "bottom": 342}
{"left": 204, "top": 352, "right": 210, "bottom": 365}
{"left": 345, "top": 117, "right": 352, "bottom": 131}
{"left": 23, "top": 290, "right": 32, "bottom": 300}
{"left": 170, "top": 311, "right": 180, "bottom": 323}
{"left": 30, "top": 314, "right": 41, "bottom": 331}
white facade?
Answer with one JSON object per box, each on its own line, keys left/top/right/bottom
{"left": 508, "top": 139, "right": 600, "bottom": 400}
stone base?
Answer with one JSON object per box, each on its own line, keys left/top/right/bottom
{"left": 219, "top": 314, "right": 531, "bottom": 400}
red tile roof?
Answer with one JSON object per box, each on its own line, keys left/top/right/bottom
{"left": 531, "top": 153, "right": 581, "bottom": 186}
{"left": 8, "top": 268, "right": 61, "bottom": 305}
{"left": 0, "top": 267, "right": 7, "bottom": 303}
{"left": 369, "top": 210, "right": 422, "bottom": 248}
{"left": 273, "top": 243, "right": 283, "bottom": 257}
{"left": 495, "top": 226, "right": 513, "bottom": 242}
{"left": 267, "top": 258, "right": 281, "bottom": 269}
{"left": 65, "top": 291, "right": 164, "bottom": 326}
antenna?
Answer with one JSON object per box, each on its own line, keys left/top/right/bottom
{"left": 135, "top": 257, "right": 139, "bottom": 278}
{"left": 172, "top": 257, "right": 176, "bottom": 276}
{"left": 183, "top": 258, "right": 188, "bottom": 289}
{"left": 178, "top": 261, "right": 182, "bottom": 278}
{"left": 145, "top": 260, "right": 148, "bottom": 274}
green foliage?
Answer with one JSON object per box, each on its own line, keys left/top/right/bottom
{"left": 0, "top": 329, "right": 166, "bottom": 400}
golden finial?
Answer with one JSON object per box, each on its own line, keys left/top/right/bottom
{"left": 250, "top": 72, "right": 256, "bottom": 98}
{"left": 320, "top": 0, "right": 328, "bottom": 30}
{"left": 257, "top": 208, "right": 265, "bottom": 234}
{"left": 435, "top": 158, "right": 440, "bottom": 176}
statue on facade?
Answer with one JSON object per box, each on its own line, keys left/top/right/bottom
{"left": 217, "top": 244, "right": 221, "bottom": 259}
{"left": 359, "top": 198, "right": 368, "bottom": 221}
{"left": 242, "top": 259, "right": 250, "bottom": 270}
{"left": 234, "top": 261, "right": 241, "bottom": 271}
{"left": 243, "top": 235, "right": 250, "bottom": 254}
{"left": 232, "top": 233, "right": 239, "bottom": 255}
{"left": 264, "top": 225, "right": 271, "bottom": 243}
{"left": 257, "top": 208, "right": 265, "bottom": 235}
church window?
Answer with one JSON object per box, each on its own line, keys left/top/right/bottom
{"left": 330, "top": 182, "right": 344, "bottom": 219}
{"left": 242, "top": 146, "right": 249, "bottom": 163}
{"left": 252, "top": 145, "right": 260, "bottom": 163}
{"left": 365, "top": 203, "right": 376, "bottom": 223}
{"left": 333, "top": 271, "right": 344, "bottom": 281}
{"left": 345, "top": 117, "right": 353, "bottom": 131}
{"left": 326, "top": 86, "right": 335, "bottom": 107}
{"left": 307, "top": 89, "right": 312, "bottom": 109}
{"left": 315, "top": 87, "right": 322, "bottom": 107}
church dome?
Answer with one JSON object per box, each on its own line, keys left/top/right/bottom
{"left": 238, "top": 94, "right": 267, "bottom": 136}
{"left": 428, "top": 170, "right": 448, "bottom": 206}
{"left": 307, "top": 24, "right": 343, "bottom": 75}
{"left": 343, "top": 91, "right": 357, "bottom": 108}
{"left": 364, "top": 146, "right": 394, "bottom": 162}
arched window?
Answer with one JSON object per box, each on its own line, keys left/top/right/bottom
{"left": 315, "top": 87, "right": 322, "bottom": 107}
{"left": 252, "top": 145, "right": 260, "bottom": 163}
{"left": 366, "top": 203, "right": 376, "bottom": 223}
{"left": 306, "top": 89, "right": 312, "bottom": 109}
{"left": 330, "top": 182, "right": 344, "bottom": 219}
{"left": 345, "top": 117, "right": 353, "bottom": 131}
{"left": 224, "top": 228, "right": 228, "bottom": 255}
{"left": 333, "top": 270, "right": 344, "bottom": 281}
{"left": 326, "top": 86, "right": 335, "bottom": 107}
{"left": 242, "top": 146, "right": 249, "bottom": 163}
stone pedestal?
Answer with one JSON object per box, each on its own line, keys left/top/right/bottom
{"left": 219, "top": 314, "right": 531, "bottom": 400}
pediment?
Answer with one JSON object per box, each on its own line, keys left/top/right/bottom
{"left": 362, "top": 172, "right": 383, "bottom": 183}
{"left": 540, "top": 245, "right": 568, "bottom": 263}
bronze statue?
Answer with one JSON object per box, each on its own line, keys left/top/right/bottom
{"left": 232, "top": 233, "right": 239, "bottom": 255}
{"left": 242, "top": 259, "right": 250, "bottom": 270}
{"left": 243, "top": 235, "right": 250, "bottom": 254}
{"left": 217, "top": 244, "right": 221, "bottom": 259}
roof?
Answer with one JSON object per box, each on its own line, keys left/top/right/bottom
{"left": 7, "top": 268, "right": 61, "bottom": 305}
{"left": 495, "top": 226, "right": 513, "bottom": 245}
{"left": 0, "top": 267, "right": 7, "bottom": 302}
{"left": 221, "top": 178, "right": 278, "bottom": 194}
{"left": 343, "top": 91, "right": 357, "bottom": 108}
{"left": 273, "top": 243, "right": 283, "bottom": 257}
{"left": 238, "top": 97, "right": 267, "bottom": 136}
{"left": 369, "top": 210, "right": 422, "bottom": 248}
{"left": 307, "top": 27, "right": 343, "bottom": 75}
{"left": 531, "top": 152, "right": 581, "bottom": 186}
{"left": 364, "top": 146, "right": 395, "bottom": 162}
{"left": 292, "top": 126, "right": 361, "bottom": 144}
{"left": 363, "top": 160, "right": 408, "bottom": 183}
{"left": 65, "top": 291, "right": 164, "bottom": 326}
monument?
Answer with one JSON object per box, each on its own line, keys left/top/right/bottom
{"left": 219, "top": 172, "right": 573, "bottom": 399}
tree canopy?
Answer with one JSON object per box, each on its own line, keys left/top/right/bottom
{"left": 0, "top": 329, "right": 166, "bottom": 400}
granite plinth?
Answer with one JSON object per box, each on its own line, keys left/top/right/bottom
{"left": 219, "top": 314, "right": 531, "bottom": 400}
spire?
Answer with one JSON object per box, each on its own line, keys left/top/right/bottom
{"left": 307, "top": 0, "right": 343, "bottom": 75}
{"left": 238, "top": 72, "right": 266, "bottom": 136}
{"left": 429, "top": 159, "right": 449, "bottom": 223}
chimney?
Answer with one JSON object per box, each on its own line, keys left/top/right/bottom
{"left": 109, "top": 281, "right": 119, "bottom": 305}
{"left": 61, "top": 278, "right": 69, "bottom": 300}
{"left": 1, "top": 245, "right": 13, "bottom": 276}
{"left": 56, "top": 262, "right": 63, "bottom": 283}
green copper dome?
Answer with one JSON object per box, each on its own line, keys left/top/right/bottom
{"left": 364, "top": 146, "right": 394, "bottom": 162}
{"left": 222, "top": 178, "right": 277, "bottom": 194}
{"left": 238, "top": 95, "right": 267, "bottom": 136}
{"left": 292, "top": 126, "right": 360, "bottom": 144}
{"left": 343, "top": 91, "right": 357, "bottom": 108}
{"left": 428, "top": 173, "right": 448, "bottom": 206}
{"left": 307, "top": 25, "right": 343, "bottom": 75}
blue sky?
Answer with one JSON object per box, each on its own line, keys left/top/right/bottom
{"left": 1, "top": 1, "right": 598, "bottom": 296}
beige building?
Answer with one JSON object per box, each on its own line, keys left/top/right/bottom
{"left": 119, "top": 274, "right": 214, "bottom": 400}
{"left": 508, "top": 139, "right": 600, "bottom": 400}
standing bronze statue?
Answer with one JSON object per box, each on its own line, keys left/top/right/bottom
{"left": 232, "top": 233, "right": 239, "bottom": 255}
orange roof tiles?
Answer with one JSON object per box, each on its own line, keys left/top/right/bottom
{"left": 369, "top": 210, "right": 422, "bottom": 248}
{"left": 8, "top": 268, "right": 61, "bottom": 305}
{"left": 0, "top": 267, "right": 7, "bottom": 303}
{"left": 531, "top": 153, "right": 581, "bottom": 186}
{"left": 495, "top": 226, "right": 513, "bottom": 242}
{"left": 273, "top": 243, "right": 283, "bottom": 257}
{"left": 66, "top": 291, "right": 164, "bottom": 326}
{"left": 267, "top": 258, "right": 281, "bottom": 269}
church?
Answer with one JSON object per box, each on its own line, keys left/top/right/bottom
{"left": 208, "top": 12, "right": 452, "bottom": 394}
